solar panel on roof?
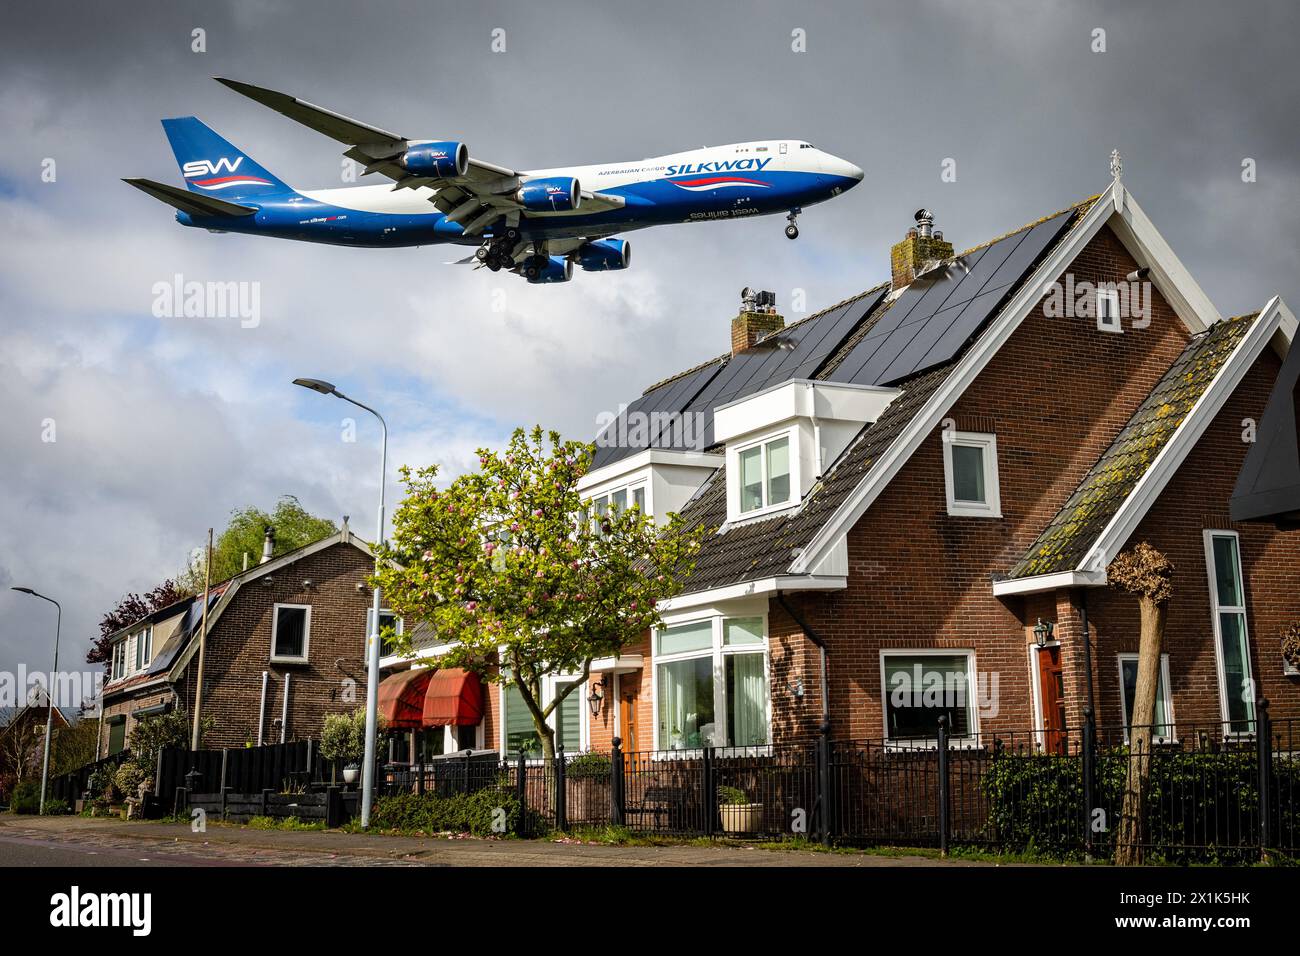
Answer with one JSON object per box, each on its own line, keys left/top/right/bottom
{"left": 825, "top": 210, "right": 1075, "bottom": 387}
{"left": 589, "top": 359, "right": 723, "bottom": 468}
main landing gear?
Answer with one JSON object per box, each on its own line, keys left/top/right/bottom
{"left": 785, "top": 207, "right": 802, "bottom": 240}
{"left": 477, "top": 229, "right": 524, "bottom": 272}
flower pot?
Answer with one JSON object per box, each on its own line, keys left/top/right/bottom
{"left": 719, "top": 802, "right": 763, "bottom": 835}
{"left": 342, "top": 765, "right": 360, "bottom": 785}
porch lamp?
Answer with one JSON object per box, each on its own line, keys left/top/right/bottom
{"left": 293, "top": 376, "right": 387, "bottom": 830}
{"left": 1033, "top": 618, "right": 1055, "bottom": 648}
{"left": 587, "top": 678, "right": 606, "bottom": 717}
{"left": 11, "top": 586, "right": 61, "bottom": 814}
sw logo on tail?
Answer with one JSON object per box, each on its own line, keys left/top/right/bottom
{"left": 125, "top": 77, "right": 864, "bottom": 284}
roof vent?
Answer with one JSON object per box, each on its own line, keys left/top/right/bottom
{"left": 260, "top": 526, "right": 275, "bottom": 564}
{"left": 914, "top": 208, "right": 935, "bottom": 239}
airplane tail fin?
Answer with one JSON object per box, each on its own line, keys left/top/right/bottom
{"left": 161, "top": 117, "right": 292, "bottom": 199}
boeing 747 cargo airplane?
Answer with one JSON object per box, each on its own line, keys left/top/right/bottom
{"left": 125, "top": 78, "right": 864, "bottom": 283}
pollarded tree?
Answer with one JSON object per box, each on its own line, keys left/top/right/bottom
{"left": 1108, "top": 542, "right": 1174, "bottom": 866}
{"left": 375, "top": 426, "right": 704, "bottom": 767}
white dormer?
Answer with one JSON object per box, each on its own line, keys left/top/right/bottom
{"left": 578, "top": 448, "right": 724, "bottom": 525}
{"left": 715, "top": 380, "right": 901, "bottom": 523}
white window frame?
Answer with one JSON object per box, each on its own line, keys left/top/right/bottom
{"left": 878, "top": 648, "right": 980, "bottom": 748}
{"left": 270, "top": 603, "right": 312, "bottom": 664}
{"left": 1116, "top": 652, "right": 1176, "bottom": 744}
{"left": 587, "top": 480, "right": 650, "bottom": 530}
{"left": 497, "top": 670, "right": 590, "bottom": 760}
{"left": 651, "top": 613, "right": 772, "bottom": 753}
{"left": 135, "top": 625, "right": 153, "bottom": 670}
{"left": 1202, "top": 529, "right": 1256, "bottom": 735}
{"left": 1097, "top": 287, "right": 1122, "bottom": 333}
{"left": 111, "top": 639, "right": 127, "bottom": 681}
{"left": 943, "top": 430, "right": 1002, "bottom": 518}
{"left": 730, "top": 428, "right": 797, "bottom": 521}
{"left": 372, "top": 608, "right": 404, "bottom": 655}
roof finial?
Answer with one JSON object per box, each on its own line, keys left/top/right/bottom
{"left": 1110, "top": 148, "right": 1123, "bottom": 183}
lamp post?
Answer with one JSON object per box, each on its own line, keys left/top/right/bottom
{"left": 293, "top": 378, "right": 387, "bottom": 829}
{"left": 12, "top": 587, "right": 61, "bottom": 814}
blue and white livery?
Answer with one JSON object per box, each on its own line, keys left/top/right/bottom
{"left": 125, "top": 78, "right": 863, "bottom": 283}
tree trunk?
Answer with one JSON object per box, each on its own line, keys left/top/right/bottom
{"left": 1115, "top": 596, "right": 1166, "bottom": 865}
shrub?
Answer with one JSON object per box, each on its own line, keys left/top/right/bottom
{"left": 320, "top": 709, "right": 372, "bottom": 766}
{"left": 10, "top": 779, "right": 42, "bottom": 814}
{"left": 128, "top": 710, "right": 209, "bottom": 772}
{"left": 113, "top": 762, "right": 149, "bottom": 798}
{"left": 370, "top": 788, "right": 540, "bottom": 837}
{"left": 565, "top": 752, "right": 612, "bottom": 781}
{"left": 41, "top": 798, "right": 70, "bottom": 816}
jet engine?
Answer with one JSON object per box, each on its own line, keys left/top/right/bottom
{"left": 577, "top": 238, "right": 631, "bottom": 272}
{"left": 400, "top": 141, "right": 469, "bottom": 178}
{"left": 514, "top": 177, "right": 582, "bottom": 212}
{"left": 525, "top": 256, "right": 574, "bottom": 284}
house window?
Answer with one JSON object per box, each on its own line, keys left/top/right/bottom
{"left": 107, "top": 718, "right": 127, "bottom": 756}
{"left": 375, "top": 609, "right": 403, "bottom": 656}
{"left": 271, "top": 604, "right": 312, "bottom": 663}
{"left": 880, "top": 651, "right": 977, "bottom": 742}
{"left": 589, "top": 482, "right": 648, "bottom": 531}
{"left": 1117, "top": 653, "right": 1175, "bottom": 743}
{"left": 135, "top": 626, "right": 152, "bottom": 670}
{"left": 501, "top": 674, "right": 585, "bottom": 757}
{"left": 655, "top": 616, "right": 769, "bottom": 750}
{"left": 1204, "top": 530, "right": 1255, "bottom": 733}
{"left": 1097, "top": 287, "right": 1122, "bottom": 333}
{"left": 737, "top": 434, "right": 792, "bottom": 515}
{"left": 111, "top": 640, "right": 126, "bottom": 680}
{"left": 943, "top": 431, "right": 1001, "bottom": 517}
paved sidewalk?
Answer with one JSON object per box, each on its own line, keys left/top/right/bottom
{"left": 0, "top": 815, "right": 991, "bottom": 867}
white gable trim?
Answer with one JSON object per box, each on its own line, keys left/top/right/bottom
{"left": 791, "top": 183, "right": 1224, "bottom": 576}
{"left": 991, "top": 569, "right": 1106, "bottom": 597}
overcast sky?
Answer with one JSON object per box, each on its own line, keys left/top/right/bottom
{"left": 2, "top": 0, "right": 1297, "bottom": 701}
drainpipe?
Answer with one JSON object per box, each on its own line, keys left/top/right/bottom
{"left": 280, "top": 674, "right": 290, "bottom": 744}
{"left": 806, "top": 382, "right": 824, "bottom": 481}
{"left": 1079, "top": 590, "right": 1096, "bottom": 716}
{"left": 257, "top": 671, "right": 269, "bottom": 747}
{"left": 777, "top": 591, "right": 832, "bottom": 846}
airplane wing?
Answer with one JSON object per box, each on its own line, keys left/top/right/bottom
{"left": 214, "top": 78, "right": 623, "bottom": 236}
{"left": 123, "top": 177, "right": 258, "bottom": 217}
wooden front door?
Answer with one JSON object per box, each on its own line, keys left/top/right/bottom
{"left": 1037, "top": 645, "right": 1067, "bottom": 754}
{"left": 617, "top": 678, "right": 640, "bottom": 754}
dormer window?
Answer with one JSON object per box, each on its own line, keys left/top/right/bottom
{"left": 944, "top": 431, "right": 1002, "bottom": 517}
{"left": 738, "top": 433, "right": 792, "bottom": 515}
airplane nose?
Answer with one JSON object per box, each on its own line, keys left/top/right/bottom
{"left": 821, "top": 154, "right": 864, "bottom": 186}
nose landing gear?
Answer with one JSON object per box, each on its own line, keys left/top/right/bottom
{"left": 785, "top": 207, "right": 802, "bottom": 240}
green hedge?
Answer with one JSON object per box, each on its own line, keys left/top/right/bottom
{"left": 981, "top": 747, "right": 1299, "bottom": 863}
{"left": 370, "top": 787, "right": 542, "bottom": 837}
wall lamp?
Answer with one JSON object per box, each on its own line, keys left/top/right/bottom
{"left": 1033, "top": 618, "right": 1055, "bottom": 647}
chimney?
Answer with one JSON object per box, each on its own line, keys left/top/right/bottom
{"left": 260, "top": 526, "right": 275, "bottom": 564}
{"left": 731, "top": 287, "right": 784, "bottom": 354}
{"left": 891, "top": 208, "right": 954, "bottom": 291}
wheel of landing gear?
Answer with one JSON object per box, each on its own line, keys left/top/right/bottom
{"left": 474, "top": 247, "right": 489, "bottom": 262}
{"left": 504, "top": 227, "right": 521, "bottom": 242}
{"left": 486, "top": 254, "right": 503, "bottom": 272}
{"left": 525, "top": 264, "right": 540, "bottom": 280}
{"left": 785, "top": 223, "right": 800, "bottom": 240}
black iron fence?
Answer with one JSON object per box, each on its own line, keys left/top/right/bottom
{"left": 367, "top": 703, "right": 1296, "bottom": 861}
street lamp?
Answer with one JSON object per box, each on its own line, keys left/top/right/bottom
{"left": 294, "top": 377, "right": 387, "bottom": 829}
{"left": 12, "top": 587, "right": 61, "bottom": 814}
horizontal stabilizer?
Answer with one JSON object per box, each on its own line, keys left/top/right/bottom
{"left": 123, "top": 178, "right": 258, "bottom": 218}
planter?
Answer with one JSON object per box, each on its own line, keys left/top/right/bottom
{"left": 342, "top": 766, "right": 360, "bottom": 785}
{"left": 719, "top": 802, "right": 763, "bottom": 835}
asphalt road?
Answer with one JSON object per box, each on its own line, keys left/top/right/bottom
{"left": 0, "top": 829, "right": 239, "bottom": 866}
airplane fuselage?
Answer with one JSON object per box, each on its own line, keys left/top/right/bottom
{"left": 176, "top": 140, "right": 862, "bottom": 247}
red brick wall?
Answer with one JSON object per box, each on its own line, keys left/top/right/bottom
{"left": 769, "top": 225, "right": 1203, "bottom": 741}
{"left": 174, "top": 542, "right": 376, "bottom": 750}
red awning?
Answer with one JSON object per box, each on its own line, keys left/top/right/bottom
{"left": 422, "top": 668, "right": 484, "bottom": 727}
{"left": 377, "top": 668, "right": 434, "bottom": 730}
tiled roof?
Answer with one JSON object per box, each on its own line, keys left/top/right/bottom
{"left": 1007, "top": 313, "right": 1256, "bottom": 579}
{"left": 662, "top": 197, "right": 1101, "bottom": 596}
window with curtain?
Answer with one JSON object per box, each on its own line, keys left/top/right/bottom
{"left": 503, "top": 675, "right": 583, "bottom": 756}
{"left": 554, "top": 681, "right": 582, "bottom": 754}
{"left": 504, "top": 682, "right": 542, "bottom": 757}
{"left": 1207, "top": 532, "right": 1255, "bottom": 732}
{"left": 656, "top": 616, "right": 769, "bottom": 749}
{"left": 882, "top": 653, "right": 974, "bottom": 740}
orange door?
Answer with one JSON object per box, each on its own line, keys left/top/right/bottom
{"left": 1037, "top": 646, "right": 1067, "bottom": 754}
{"left": 617, "top": 685, "right": 639, "bottom": 755}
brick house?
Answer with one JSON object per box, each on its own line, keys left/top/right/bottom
{"left": 100, "top": 522, "right": 380, "bottom": 754}
{"left": 382, "top": 176, "right": 1300, "bottom": 760}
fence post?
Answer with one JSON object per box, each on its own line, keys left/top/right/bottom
{"left": 610, "top": 737, "right": 625, "bottom": 827}
{"left": 817, "top": 721, "right": 833, "bottom": 847}
{"left": 937, "top": 716, "right": 950, "bottom": 857}
{"left": 555, "top": 746, "right": 567, "bottom": 833}
{"left": 703, "top": 746, "right": 716, "bottom": 838}
{"left": 326, "top": 785, "right": 341, "bottom": 828}
{"left": 173, "top": 786, "right": 188, "bottom": 819}
{"left": 515, "top": 750, "right": 527, "bottom": 837}
{"left": 261, "top": 788, "right": 273, "bottom": 818}
{"left": 1082, "top": 706, "right": 1096, "bottom": 861}
{"left": 1257, "top": 697, "right": 1272, "bottom": 859}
